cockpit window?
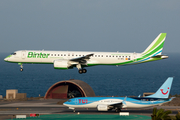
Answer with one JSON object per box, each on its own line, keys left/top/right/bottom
{"left": 68, "top": 100, "right": 71, "bottom": 102}
{"left": 11, "top": 53, "right": 16, "bottom": 55}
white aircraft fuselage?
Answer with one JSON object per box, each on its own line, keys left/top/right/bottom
{"left": 4, "top": 33, "right": 168, "bottom": 73}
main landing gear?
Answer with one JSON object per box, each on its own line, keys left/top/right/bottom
{"left": 78, "top": 69, "right": 87, "bottom": 74}
{"left": 76, "top": 64, "right": 87, "bottom": 74}
{"left": 115, "top": 107, "right": 121, "bottom": 113}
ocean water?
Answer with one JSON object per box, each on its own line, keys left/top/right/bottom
{"left": 0, "top": 53, "right": 180, "bottom": 98}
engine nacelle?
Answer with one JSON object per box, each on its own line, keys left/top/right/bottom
{"left": 53, "top": 60, "right": 69, "bottom": 69}
{"left": 97, "top": 105, "right": 108, "bottom": 111}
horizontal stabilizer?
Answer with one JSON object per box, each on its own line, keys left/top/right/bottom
{"left": 150, "top": 55, "right": 168, "bottom": 59}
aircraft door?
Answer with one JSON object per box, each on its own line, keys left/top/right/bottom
{"left": 21, "top": 51, "right": 26, "bottom": 59}
{"left": 133, "top": 52, "right": 137, "bottom": 61}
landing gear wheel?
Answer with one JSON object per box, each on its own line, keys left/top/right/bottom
{"left": 78, "top": 69, "right": 83, "bottom": 74}
{"left": 20, "top": 68, "right": 23, "bottom": 72}
{"left": 82, "top": 69, "right": 87, "bottom": 73}
{"left": 115, "top": 108, "right": 121, "bottom": 113}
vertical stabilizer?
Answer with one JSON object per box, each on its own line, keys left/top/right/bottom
{"left": 142, "top": 33, "right": 166, "bottom": 57}
{"left": 146, "top": 77, "right": 173, "bottom": 98}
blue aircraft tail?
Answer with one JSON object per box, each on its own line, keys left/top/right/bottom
{"left": 146, "top": 77, "right": 173, "bottom": 98}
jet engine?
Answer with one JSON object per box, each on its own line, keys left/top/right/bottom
{"left": 97, "top": 105, "right": 108, "bottom": 111}
{"left": 53, "top": 60, "right": 70, "bottom": 69}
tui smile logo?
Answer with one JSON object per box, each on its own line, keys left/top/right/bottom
{"left": 160, "top": 87, "right": 169, "bottom": 95}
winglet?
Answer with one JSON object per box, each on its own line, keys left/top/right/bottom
{"left": 146, "top": 77, "right": 173, "bottom": 98}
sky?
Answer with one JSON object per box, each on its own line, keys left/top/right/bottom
{"left": 0, "top": 0, "right": 180, "bottom": 53}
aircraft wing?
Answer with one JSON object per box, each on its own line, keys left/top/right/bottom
{"left": 69, "top": 53, "right": 94, "bottom": 62}
{"left": 108, "top": 97, "right": 127, "bottom": 108}
{"left": 108, "top": 102, "right": 122, "bottom": 107}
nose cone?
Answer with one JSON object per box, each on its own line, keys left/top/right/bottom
{"left": 63, "top": 102, "right": 67, "bottom": 106}
{"left": 4, "top": 58, "right": 8, "bottom": 61}
{"left": 4, "top": 55, "right": 12, "bottom": 62}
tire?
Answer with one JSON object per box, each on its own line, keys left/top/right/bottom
{"left": 78, "top": 69, "right": 83, "bottom": 74}
{"left": 82, "top": 69, "right": 87, "bottom": 73}
{"left": 115, "top": 108, "right": 120, "bottom": 113}
{"left": 20, "top": 68, "right": 23, "bottom": 72}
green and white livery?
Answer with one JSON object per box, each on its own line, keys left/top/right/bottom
{"left": 4, "top": 33, "right": 168, "bottom": 74}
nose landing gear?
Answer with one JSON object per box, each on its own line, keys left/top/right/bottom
{"left": 18, "top": 63, "right": 23, "bottom": 72}
{"left": 20, "top": 68, "right": 23, "bottom": 72}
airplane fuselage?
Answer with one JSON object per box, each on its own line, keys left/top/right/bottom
{"left": 4, "top": 50, "right": 141, "bottom": 65}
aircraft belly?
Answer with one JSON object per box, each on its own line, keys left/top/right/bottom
{"left": 88, "top": 59, "right": 123, "bottom": 65}
{"left": 67, "top": 102, "right": 99, "bottom": 108}
{"left": 126, "top": 102, "right": 153, "bottom": 108}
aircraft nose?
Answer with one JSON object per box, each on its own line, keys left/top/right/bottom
{"left": 4, "top": 58, "right": 8, "bottom": 61}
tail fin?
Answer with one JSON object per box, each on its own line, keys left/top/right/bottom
{"left": 146, "top": 77, "right": 173, "bottom": 98}
{"left": 142, "top": 33, "right": 166, "bottom": 57}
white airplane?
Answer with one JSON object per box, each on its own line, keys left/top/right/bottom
{"left": 4, "top": 33, "right": 168, "bottom": 74}
{"left": 63, "top": 77, "right": 174, "bottom": 112}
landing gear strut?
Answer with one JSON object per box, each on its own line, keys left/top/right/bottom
{"left": 76, "top": 64, "right": 87, "bottom": 74}
{"left": 78, "top": 69, "right": 87, "bottom": 74}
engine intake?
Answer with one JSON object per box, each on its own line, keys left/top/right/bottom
{"left": 97, "top": 105, "right": 108, "bottom": 111}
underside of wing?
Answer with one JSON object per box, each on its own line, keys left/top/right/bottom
{"left": 54, "top": 53, "right": 94, "bottom": 70}
{"left": 108, "top": 102, "right": 122, "bottom": 107}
